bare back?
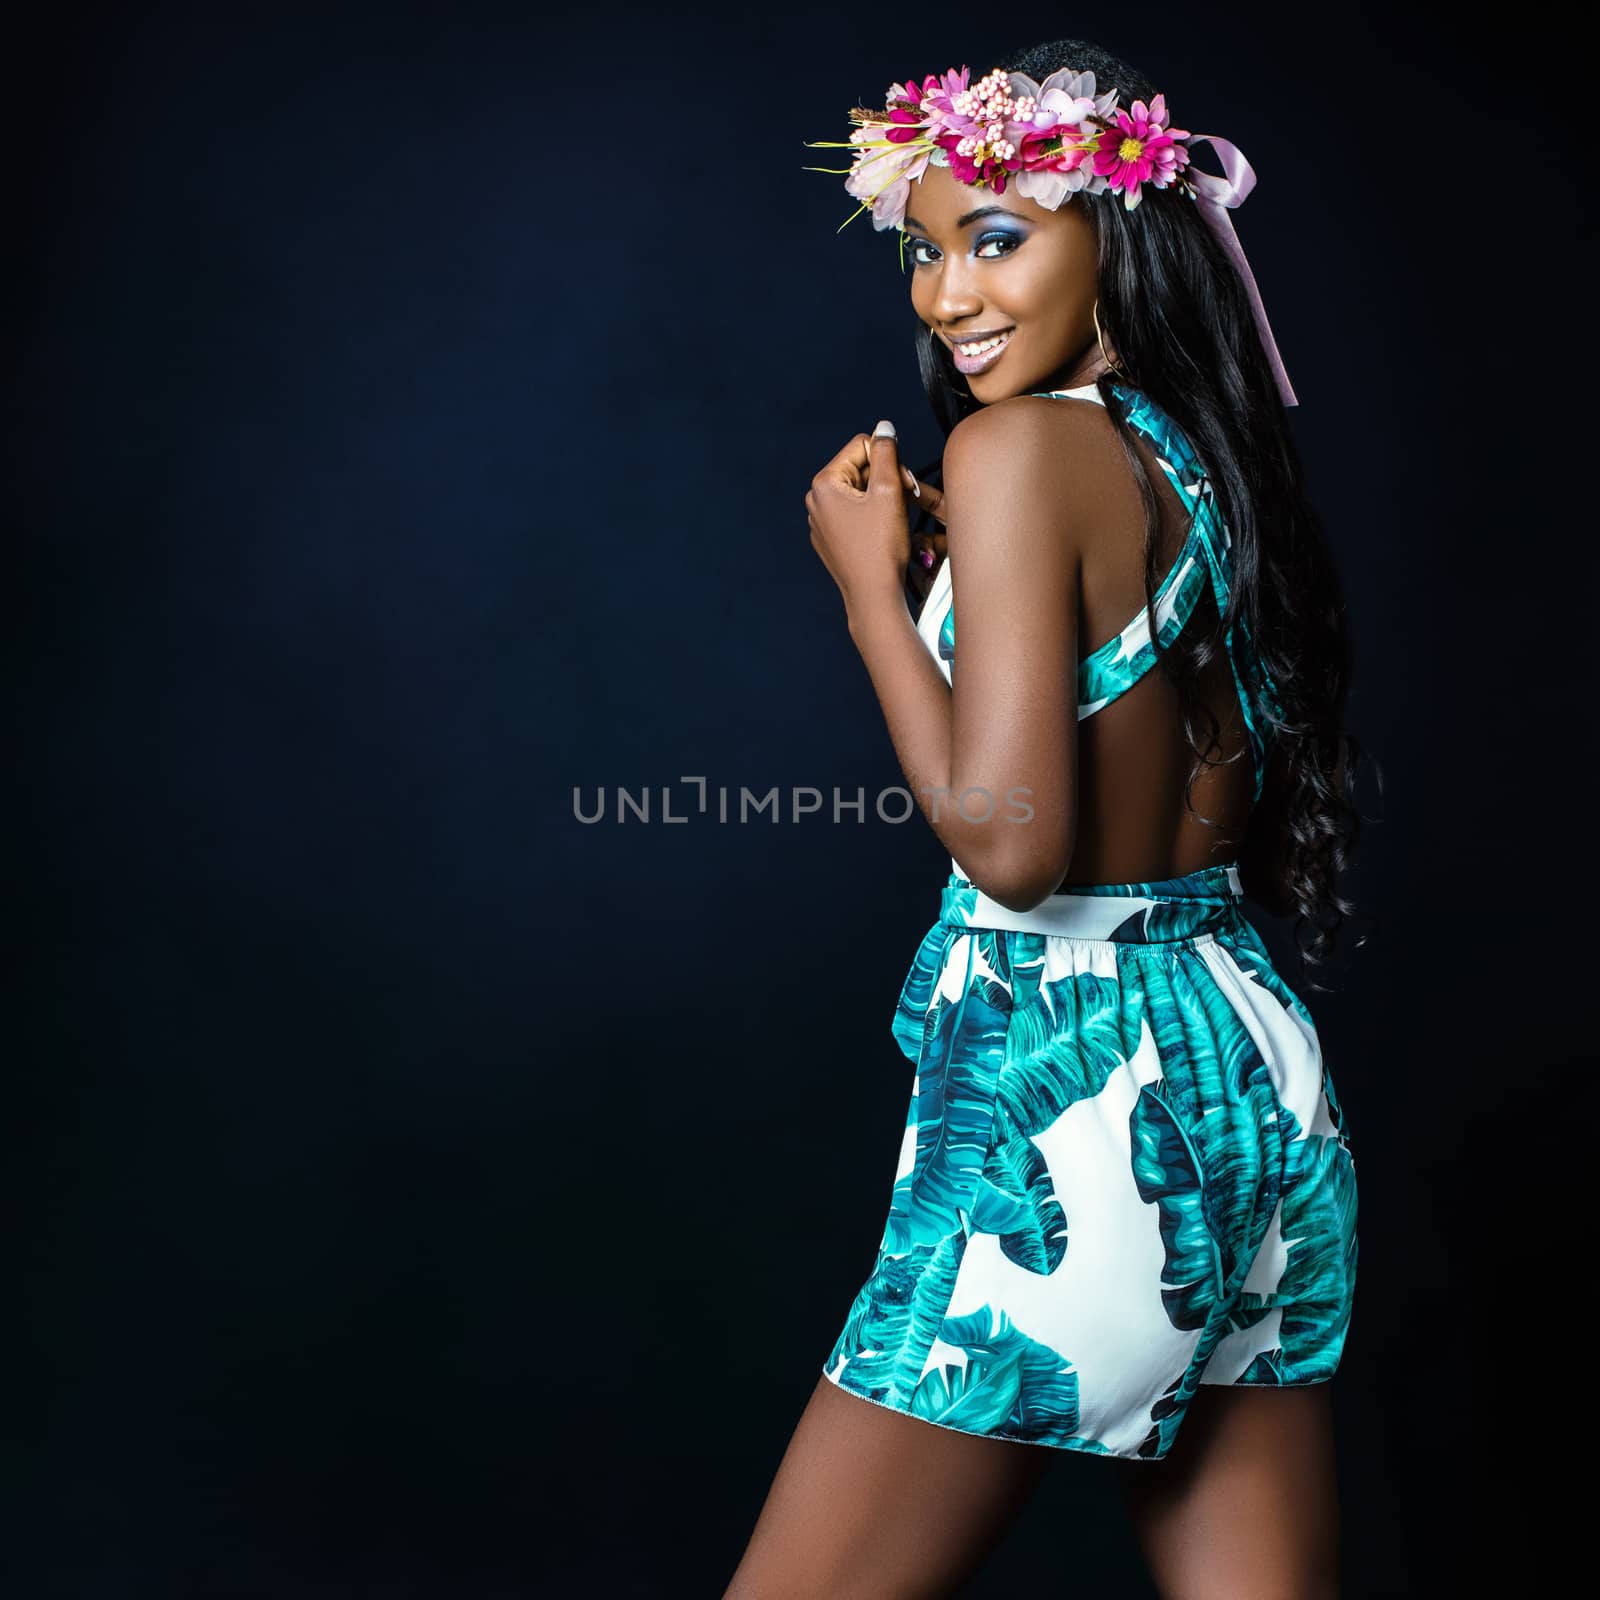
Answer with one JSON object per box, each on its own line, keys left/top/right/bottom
{"left": 1068, "top": 408, "right": 1254, "bottom": 885}
{"left": 911, "top": 380, "right": 1281, "bottom": 897}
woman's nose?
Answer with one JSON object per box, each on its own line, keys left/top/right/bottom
{"left": 930, "top": 263, "right": 981, "bottom": 324}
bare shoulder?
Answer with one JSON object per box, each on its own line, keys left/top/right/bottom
{"left": 943, "top": 393, "right": 1128, "bottom": 522}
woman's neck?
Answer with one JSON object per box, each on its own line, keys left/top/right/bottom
{"left": 1041, "top": 349, "right": 1119, "bottom": 391}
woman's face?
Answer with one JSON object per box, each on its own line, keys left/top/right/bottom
{"left": 899, "top": 163, "right": 1106, "bottom": 402}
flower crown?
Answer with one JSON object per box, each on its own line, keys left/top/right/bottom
{"left": 803, "top": 63, "right": 1299, "bottom": 407}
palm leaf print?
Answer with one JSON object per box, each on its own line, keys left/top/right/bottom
{"left": 996, "top": 970, "right": 1133, "bottom": 1138}
{"left": 826, "top": 1229, "right": 968, "bottom": 1403}
{"left": 1139, "top": 891, "right": 1222, "bottom": 943}
{"left": 1128, "top": 1082, "right": 1225, "bottom": 1330}
{"left": 1198, "top": 917, "right": 1352, "bottom": 1150}
{"left": 1322, "top": 1063, "right": 1349, "bottom": 1140}
{"left": 902, "top": 935, "right": 1012, "bottom": 1247}
{"left": 1137, "top": 1371, "right": 1189, "bottom": 1458}
{"left": 1134, "top": 955, "right": 1285, "bottom": 1284}
{"left": 878, "top": 1085, "right": 920, "bottom": 1255}
{"left": 969, "top": 1102, "right": 1069, "bottom": 1273}
{"left": 934, "top": 1305, "right": 1082, "bottom": 1442}
{"left": 888, "top": 1229, "right": 970, "bottom": 1400}
{"left": 829, "top": 829, "right": 1357, "bottom": 1457}
{"left": 1139, "top": 950, "right": 1261, "bottom": 1106}
{"left": 1234, "top": 1121, "right": 1359, "bottom": 1382}
{"left": 1136, "top": 1344, "right": 1233, "bottom": 1458}
{"left": 1137, "top": 1292, "right": 1262, "bottom": 1457}
{"left": 1216, "top": 917, "right": 1318, "bottom": 1031}
{"left": 910, "top": 1354, "right": 1026, "bottom": 1433}
{"left": 825, "top": 1247, "right": 920, "bottom": 1398}
{"left": 891, "top": 925, "right": 959, "bottom": 1064}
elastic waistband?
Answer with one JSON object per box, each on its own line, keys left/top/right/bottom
{"left": 938, "top": 862, "right": 1244, "bottom": 942}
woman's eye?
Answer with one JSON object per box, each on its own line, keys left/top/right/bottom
{"left": 906, "top": 233, "right": 1023, "bottom": 267}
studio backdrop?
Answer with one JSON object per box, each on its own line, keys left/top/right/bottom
{"left": 11, "top": 2, "right": 1576, "bottom": 1594}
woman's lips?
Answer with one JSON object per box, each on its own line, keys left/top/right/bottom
{"left": 949, "top": 328, "right": 1015, "bottom": 375}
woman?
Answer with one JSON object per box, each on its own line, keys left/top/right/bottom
{"left": 726, "top": 37, "right": 1370, "bottom": 1599}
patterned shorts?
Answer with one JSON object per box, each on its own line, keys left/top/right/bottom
{"left": 822, "top": 863, "right": 1359, "bottom": 1461}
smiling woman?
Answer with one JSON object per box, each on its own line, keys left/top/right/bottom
{"left": 729, "top": 33, "right": 1372, "bottom": 1600}
{"left": 900, "top": 191, "right": 1100, "bottom": 390}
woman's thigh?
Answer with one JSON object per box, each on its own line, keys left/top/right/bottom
{"left": 722, "top": 1374, "right": 1058, "bottom": 1600}
{"left": 1113, "top": 1382, "right": 1342, "bottom": 1600}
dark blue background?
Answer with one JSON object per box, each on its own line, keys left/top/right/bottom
{"left": 11, "top": 2, "right": 1571, "bottom": 1593}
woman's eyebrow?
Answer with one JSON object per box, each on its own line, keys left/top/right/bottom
{"left": 902, "top": 204, "right": 1024, "bottom": 233}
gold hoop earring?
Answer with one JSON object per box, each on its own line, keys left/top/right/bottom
{"left": 1093, "top": 299, "right": 1125, "bottom": 378}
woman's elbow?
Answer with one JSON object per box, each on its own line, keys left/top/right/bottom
{"left": 968, "top": 837, "right": 1074, "bottom": 913}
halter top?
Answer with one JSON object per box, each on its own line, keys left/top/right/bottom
{"left": 914, "top": 379, "right": 1285, "bottom": 866}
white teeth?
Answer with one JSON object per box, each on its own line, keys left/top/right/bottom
{"left": 958, "top": 331, "right": 1010, "bottom": 355}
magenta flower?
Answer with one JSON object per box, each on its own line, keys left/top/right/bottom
{"left": 1091, "top": 93, "right": 1190, "bottom": 209}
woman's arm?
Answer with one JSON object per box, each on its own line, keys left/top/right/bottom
{"left": 846, "top": 398, "right": 1098, "bottom": 911}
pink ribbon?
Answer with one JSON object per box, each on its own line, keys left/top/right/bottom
{"left": 1185, "top": 134, "right": 1299, "bottom": 408}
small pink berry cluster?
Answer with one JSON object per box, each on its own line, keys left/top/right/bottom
{"left": 942, "top": 69, "right": 1023, "bottom": 188}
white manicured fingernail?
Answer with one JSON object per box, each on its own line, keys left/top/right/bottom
{"left": 873, "top": 419, "right": 896, "bottom": 438}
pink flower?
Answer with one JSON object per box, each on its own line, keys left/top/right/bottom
{"left": 1005, "top": 68, "right": 1119, "bottom": 210}
{"left": 834, "top": 66, "right": 974, "bottom": 230}
{"left": 843, "top": 127, "right": 933, "bottom": 229}
{"left": 1091, "top": 93, "right": 1191, "bottom": 210}
{"left": 1011, "top": 66, "right": 1118, "bottom": 148}
{"left": 915, "top": 66, "right": 975, "bottom": 118}
{"left": 925, "top": 67, "right": 1024, "bottom": 192}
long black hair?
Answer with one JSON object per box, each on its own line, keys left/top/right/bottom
{"left": 909, "top": 36, "right": 1379, "bottom": 987}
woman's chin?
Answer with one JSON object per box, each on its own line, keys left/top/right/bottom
{"left": 968, "top": 371, "right": 1038, "bottom": 404}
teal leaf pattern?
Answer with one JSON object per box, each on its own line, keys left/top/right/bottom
{"left": 903, "top": 936, "right": 1011, "bottom": 1245}
{"left": 828, "top": 1230, "right": 968, "bottom": 1403}
{"left": 996, "top": 968, "right": 1135, "bottom": 1136}
{"left": 891, "top": 925, "right": 959, "bottom": 1064}
{"left": 910, "top": 1354, "right": 1025, "bottom": 1433}
{"left": 1129, "top": 1082, "right": 1226, "bottom": 1330}
{"left": 1231, "top": 1110, "right": 1359, "bottom": 1384}
{"left": 972, "top": 1102, "right": 1069, "bottom": 1274}
{"left": 928, "top": 1305, "right": 1081, "bottom": 1443}
{"left": 828, "top": 857, "right": 1358, "bottom": 1460}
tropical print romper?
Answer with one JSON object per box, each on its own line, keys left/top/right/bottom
{"left": 822, "top": 380, "right": 1359, "bottom": 1461}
